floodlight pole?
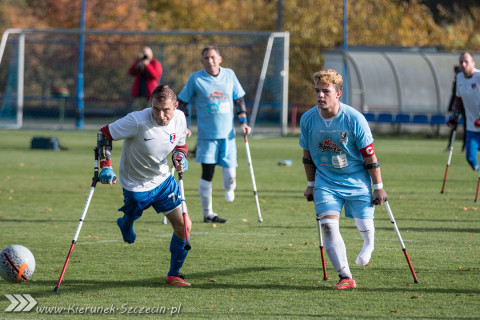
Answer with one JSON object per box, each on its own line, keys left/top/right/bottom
{"left": 76, "top": 0, "right": 86, "bottom": 129}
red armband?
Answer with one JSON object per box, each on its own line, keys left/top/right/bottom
{"left": 173, "top": 143, "right": 188, "bottom": 156}
{"left": 100, "top": 160, "right": 112, "bottom": 168}
{"left": 360, "top": 143, "right": 375, "bottom": 158}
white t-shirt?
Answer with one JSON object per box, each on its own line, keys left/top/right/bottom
{"left": 108, "top": 108, "right": 187, "bottom": 192}
{"left": 456, "top": 69, "right": 480, "bottom": 132}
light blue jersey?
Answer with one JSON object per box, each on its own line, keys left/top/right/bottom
{"left": 299, "top": 103, "right": 374, "bottom": 196}
{"left": 178, "top": 67, "right": 245, "bottom": 139}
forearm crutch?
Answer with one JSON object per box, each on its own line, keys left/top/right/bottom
{"left": 244, "top": 134, "right": 263, "bottom": 222}
{"left": 54, "top": 147, "right": 100, "bottom": 293}
{"left": 316, "top": 217, "right": 328, "bottom": 281}
{"left": 441, "top": 127, "right": 457, "bottom": 194}
{"left": 384, "top": 200, "right": 419, "bottom": 283}
{"left": 178, "top": 173, "right": 191, "bottom": 251}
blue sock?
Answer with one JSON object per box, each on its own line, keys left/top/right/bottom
{"left": 168, "top": 233, "right": 188, "bottom": 277}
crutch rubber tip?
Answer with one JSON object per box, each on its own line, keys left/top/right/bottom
{"left": 258, "top": 218, "right": 263, "bottom": 222}
{"left": 307, "top": 194, "right": 314, "bottom": 202}
{"left": 184, "top": 243, "right": 191, "bottom": 251}
{"left": 53, "top": 287, "right": 59, "bottom": 293}
{"left": 324, "top": 277, "right": 328, "bottom": 281}
{"left": 414, "top": 279, "right": 419, "bottom": 284}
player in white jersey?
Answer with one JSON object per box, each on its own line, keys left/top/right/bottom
{"left": 97, "top": 85, "right": 192, "bottom": 287}
{"left": 178, "top": 46, "right": 251, "bottom": 223}
{"left": 299, "top": 69, "right": 388, "bottom": 290}
{"left": 448, "top": 52, "right": 480, "bottom": 171}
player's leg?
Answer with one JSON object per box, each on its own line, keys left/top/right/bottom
{"left": 354, "top": 218, "right": 375, "bottom": 266}
{"left": 315, "top": 189, "right": 355, "bottom": 289}
{"left": 165, "top": 207, "right": 191, "bottom": 286}
{"left": 117, "top": 189, "right": 148, "bottom": 244}
{"left": 465, "top": 131, "right": 480, "bottom": 171}
{"left": 151, "top": 175, "right": 192, "bottom": 286}
{"left": 345, "top": 195, "right": 376, "bottom": 266}
{"left": 219, "top": 137, "right": 238, "bottom": 203}
{"left": 196, "top": 139, "right": 227, "bottom": 223}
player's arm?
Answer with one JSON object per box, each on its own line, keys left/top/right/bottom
{"left": 360, "top": 143, "right": 387, "bottom": 205}
{"left": 177, "top": 99, "right": 192, "bottom": 137}
{"left": 97, "top": 125, "right": 117, "bottom": 185}
{"left": 303, "top": 149, "right": 316, "bottom": 202}
{"left": 172, "top": 143, "right": 188, "bottom": 173}
{"left": 234, "top": 97, "right": 251, "bottom": 135}
{"left": 447, "top": 97, "right": 464, "bottom": 128}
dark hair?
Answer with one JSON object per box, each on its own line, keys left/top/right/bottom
{"left": 202, "top": 46, "right": 220, "bottom": 57}
{"left": 150, "top": 84, "right": 177, "bottom": 103}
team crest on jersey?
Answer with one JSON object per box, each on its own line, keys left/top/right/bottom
{"left": 170, "top": 133, "right": 176, "bottom": 144}
{"left": 472, "top": 83, "right": 477, "bottom": 89}
{"left": 318, "top": 139, "right": 343, "bottom": 153}
{"left": 339, "top": 131, "right": 348, "bottom": 143}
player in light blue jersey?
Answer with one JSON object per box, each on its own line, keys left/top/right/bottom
{"left": 178, "top": 46, "right": 251, "bottom": 223}
{"left": 299, "top": 69, "right": 388, "bottom": 290}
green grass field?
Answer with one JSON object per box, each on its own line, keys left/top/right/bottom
{"left": 0, "top": 129, "right": 479, "bottom": 319}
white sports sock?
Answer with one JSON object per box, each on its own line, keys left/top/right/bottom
{"left": 354, "top": 218, "right": 375, "bottom": 266}
{"left": 222, "top": 167, "right": 236, "bottom": 202}
{"left": 321, "top": 218, "right": 352, "bottom": 279}
{"left": 199, "top": 179, "right": 213, "bottom": 218}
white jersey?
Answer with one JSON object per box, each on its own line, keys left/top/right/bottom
{"left": 108, "top": 108, "right": 187, "bottom": 192}
{"left": 456, "top": 68, "right": 480, "bottom": 132}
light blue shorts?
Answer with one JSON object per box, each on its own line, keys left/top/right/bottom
{"left": 314, "top": 187, "right": 374, "bottom": 219}
{"left": 195, "top": 138, "right": 237, "bottom": 168}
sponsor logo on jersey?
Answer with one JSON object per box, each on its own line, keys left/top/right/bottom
{"left": 170, "top": 133, "right": 176, "bottom": 143}
{"left": 318, "top": 139, "right": 343, "bottom": 153}
{"left": 209, "top": 90, "right": 228, "bottom": 101}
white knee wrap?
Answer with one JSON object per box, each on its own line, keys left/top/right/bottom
{"left": 199, "top": 179, "right": 213, "bottom": 217}
{"left": 222, "top": 167, "right": 236, "bottom": 191}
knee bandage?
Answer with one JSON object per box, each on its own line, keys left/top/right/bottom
{"left": 222, "top": 167, "right": 236, "bottom": 191}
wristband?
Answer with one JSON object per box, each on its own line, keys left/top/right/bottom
{"left": 238, "top": 117, "right": 247, "bottom": 124}
{"left": 100, "top": 159, "right": 112, "bottom": 168}
{"left": 307, "top": 181, "right": 315, "bottom": 187}
{"left": 373, "top": 182, "right": 383, "bottom": 190}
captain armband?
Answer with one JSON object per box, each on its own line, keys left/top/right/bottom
{"left": 97, "top": 132, "right": 113, "bottom": 168}
{"left": 363, "top": 161, "right": 380, "bottom": 170}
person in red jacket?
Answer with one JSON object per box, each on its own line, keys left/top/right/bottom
{"left": 129, "top": 47, "right": 163, "bottom": 110}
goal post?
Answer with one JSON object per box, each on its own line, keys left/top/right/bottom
{"left": 0, "top": 28, "right": 289, "bottom": 135}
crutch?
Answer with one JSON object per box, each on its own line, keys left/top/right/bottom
{"left": 162, "top": 166, "right": 177, "bottom": 225}
{"left": 244, "top": 134, "right": 263, "bottom": 222}
{"left": 441, "top": 126, "right": 457, "bottom": 194}
{"left": 384, "top": 200, "right": 419, "bottom": 283}
{"left": 316, "top": 217, "right": 328, "bottom": 281}
{"left": 178, "top": 172, "right": 191, "bottom": 250}
{"left": 54, "top": 147, "right": 101, "bottom": 293}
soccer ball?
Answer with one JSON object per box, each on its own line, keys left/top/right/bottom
{"left": 0, "top": 245, "right": 35, "bottom": 283}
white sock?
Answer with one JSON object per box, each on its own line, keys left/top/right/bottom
{"left": 354, "top": 218, "right": 375, "bottom": 266}
{"left": 321, "top": 219, "right": 352, "bottom": 279}
{"left": 222, "top": 167, "right": 236, "bottom": 202}
{"left": 199, "top": 179, "right": 214, "bottom": 218}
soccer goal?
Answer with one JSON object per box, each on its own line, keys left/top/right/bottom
{"left": 0, "top": 28, "right": 289, "bottom": 135}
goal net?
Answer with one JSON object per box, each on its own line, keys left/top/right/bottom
{"left": 0, "top": 29, "right": 289, "bottom": 135}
